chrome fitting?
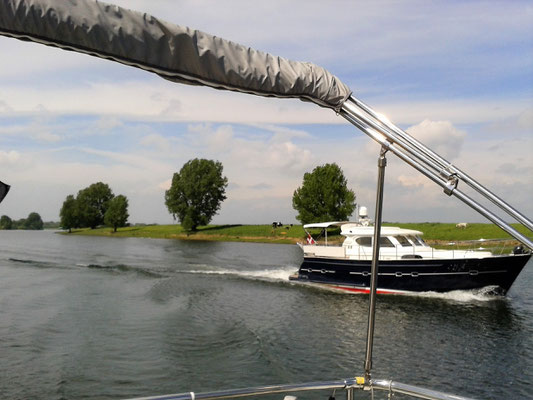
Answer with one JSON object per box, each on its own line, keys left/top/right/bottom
{"left": 443, "top": 174, "right": 458, "bottom": 196}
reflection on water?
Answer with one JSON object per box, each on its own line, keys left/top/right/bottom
{"left": 0, "top": 230, "right": 531, "bottom": 399}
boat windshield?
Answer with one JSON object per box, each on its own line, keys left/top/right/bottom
{"left": 395, "top": 235, "right": 412, "bottom": 247}
{"left": 408, "top": 235, "right": 427, "bottom": 246}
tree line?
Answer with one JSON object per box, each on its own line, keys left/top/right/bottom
{"left": 0, "top": 212, "right": 44, "bottom": 230}
{"left": 56, "top": 160, "right": 355, "bottom": 233}
{"left": 60, "top": 182, "right": 129, "bottom": 232}
{"left": 163, "top": 158, "right": 355, "bottom": 231}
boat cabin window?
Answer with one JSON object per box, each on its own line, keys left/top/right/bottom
{"left": 356, "top": 237, "right": 372, "bottom": 247}
{"left": 379, "top": 237, "right": 395, "bottom": 247}
{"left": 396, "top": 236, "right": 412, "bottom": 247}
{"left": 408, "top": 235, "right": 427, "bottom": 246}
{"left": 355, "top": 237, "right": 395, "bottom": 247}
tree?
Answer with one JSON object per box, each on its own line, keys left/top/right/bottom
{"left": 104, "top": 195, "right": 129, "bottom": 232}
{"left": 24, "top": 212, "right": 44, "bottom": 230}
{"left": 0, "top": 215, "right": 12, "bottom": 230}
{"left": 165, "top": 158, "right": 228, "bottom": 231}
{"left": 292, "top": 163, "right": 356, "bottom": 224}
{"left": 76, "top": 182, "right": 114, "bottom": 228}
{"left": 12, "top": 218, "right": 25, "bottom": 229}
{"left": 60, "top": 195, "right": 79, "bottom": 233}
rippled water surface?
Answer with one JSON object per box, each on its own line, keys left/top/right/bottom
{"left": 1, "top": 230, "right": 532, "bottom": 399}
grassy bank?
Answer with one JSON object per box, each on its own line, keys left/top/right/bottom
{"left": 64, "top": 222, "right": 530, "bottom": 246}
{"left": 384, "top": 222, "right": 530, "bottom": 242}
{"left": 66, "top": 224, "right": 306, "bottom": 244}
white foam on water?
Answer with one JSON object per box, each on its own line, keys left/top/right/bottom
{"left": 411, "top": 285, "right": 503, "bottom": 302}
{"left": 185, "top": 266, "right": 297, "bottom": 282}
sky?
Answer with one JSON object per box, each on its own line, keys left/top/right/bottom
{"left": 0, "top": 0, "right": 532, "bottom": 225}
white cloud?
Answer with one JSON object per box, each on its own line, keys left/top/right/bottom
{"left": 0, "top": 150, "right": 20, "bottom": 164}
{"left": 373, "top": 99, "right": 533, "bottom": 126}
{"left": 158, "top": 179, "right": 172, "bottom": 191}
{"left": 252, "top": 124, "right": 312, "bottom": 142}
{"left": 2, "top": 77, "right": 530, "bottom": 128}
{"left": 186, "top": 124, "right": 235, "bottom": 153}
{"left": 396, "top": 175, "right": 428, "bottom": 189}
{"left": 34, "top": 131, "right": 61, "bottom": 143}
{"left": 406, "top": 119, "right": 465, "bottom": 160}
{"left": 0, "top": 80, "right": 339, "bottom": 124}
{"left": 0, "top": 100, "right": 13, "bottom": 113}
{"left": 485, "top": 107, "right": 533, "bottom": 136}
{"left": 95, "top": 116, "right": 124, "bottom": 131}
{"left": 263, "top": 141, "right": 313, "bottom": 172}
{"left": 140, "top": 134, "right": 172, "bottom": 151}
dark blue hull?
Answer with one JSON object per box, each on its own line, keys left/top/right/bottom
{"left": 289, "top": 253, "right": 531, "bottom": 294}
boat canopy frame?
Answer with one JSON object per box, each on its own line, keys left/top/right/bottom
{"left": 303, "top": 221, "right": 347, "bottom": 245}
{"left": 303, "top": 222, "right": 347, "bottom": 230}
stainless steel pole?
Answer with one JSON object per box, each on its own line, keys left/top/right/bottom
{"left": 371, "top": 379, "right": 478, "bottom": 400}
{"left": 364, "top": 147, "right": 387, "bottom": 382}
{"left": 345, "top": 96, "right": 533, "bottom": 231}
{"left": 340, "top": 104, "right": 533, "bottom": 250}
{"left": 346, "top": 387, "right": 354, "bottom": 400}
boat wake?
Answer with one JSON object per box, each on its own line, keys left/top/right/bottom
{"left": 7, "top": 257, "right": 65, "bottom": 270}
{"left": 288, "top": 279, "right": 505, "bottom": 302}
{"left": 410, "top": 286, "right": 504, "bottom": 302}
{"left": 75, "top": 263, "right": 166, "bottom": 278}
{"left": 183, "top": 266, "right": 296, "bottom": 283}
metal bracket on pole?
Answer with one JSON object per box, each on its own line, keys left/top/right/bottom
{"left": 443, "top": 174, "right": 458, "bottom": 196}
{"left": 364, "top": 146, "right": 388, "bottom": 384}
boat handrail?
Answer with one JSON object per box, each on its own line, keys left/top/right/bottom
{"left": 445, "top": 238, "right": 525, "bottom": 245}
{"left": 125, "top": 377, "right": 477, "bottom": 400}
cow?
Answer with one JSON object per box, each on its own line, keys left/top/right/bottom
{"left": 456, "top": 222, "right": 468, "bottom": 229}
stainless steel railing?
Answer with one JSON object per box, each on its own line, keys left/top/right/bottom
{"left": 126, "top": 377, "right": 477, "bottom": 400}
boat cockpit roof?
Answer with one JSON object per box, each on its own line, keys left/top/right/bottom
{"left": 341, "top": 224, "right": 423, "bottom": 237}
{"left": 303, "top": 221, "right": 347, "bottom": 229}
{"left": 303, "top": 222, "right": 423, "bottom": 237}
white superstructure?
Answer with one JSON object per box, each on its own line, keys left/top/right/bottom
{"left": 301, "top": 222, "right": 493, "bottom": 261}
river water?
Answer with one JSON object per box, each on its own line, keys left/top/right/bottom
{"left": 0, "top": 230, "right": 532, "bottom": 399}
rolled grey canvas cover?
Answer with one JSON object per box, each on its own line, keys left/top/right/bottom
{"left": 0, "top": 0, "right": 351, "bottom": 111}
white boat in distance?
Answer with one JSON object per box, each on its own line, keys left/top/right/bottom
{"left": 290, "top": 212, "right": 531, "bottom": 295}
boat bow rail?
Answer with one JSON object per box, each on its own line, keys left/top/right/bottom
{"left": 126, "top": 377, "right": 477, "bottom": 400}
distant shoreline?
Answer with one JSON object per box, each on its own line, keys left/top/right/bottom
{"left": 60, "top": 224, "right": 304, "bottom": 244}
{"left": 59, "top": 223, "right": 528, "bottom": 246}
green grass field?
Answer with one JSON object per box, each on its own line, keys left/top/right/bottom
{"left": 66, "top": 223, "right": 307, "bottom": 244}
{"left": 65, "top": 222, "right": 530, "bottom": 247}
{"left": 384, "top": 222, "right": 531, "bottom": 241}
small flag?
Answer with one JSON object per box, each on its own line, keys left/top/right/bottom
{"left": 0, "top": 181, "right": 10, "bottom": 204}
{"left": 306, "top": 233, "right": 316, "bottom": 245}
